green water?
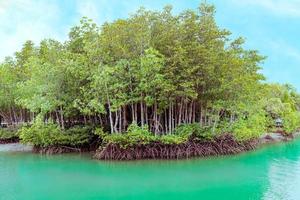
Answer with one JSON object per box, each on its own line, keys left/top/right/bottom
{"left": 1, "top": 140, "right": 300, "bottom": 200}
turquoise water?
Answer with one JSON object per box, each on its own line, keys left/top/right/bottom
{"left": 1, "top": 139, "right": 300, "bottom": 200}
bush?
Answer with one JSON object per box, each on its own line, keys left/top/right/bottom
{"left": 160, "top": 134, "right": 187, "bottom": 145}
{"left": 282, "top": 110, "right": 300, "bottom": 133}
{"left": 98, "top": 114, "right": 270, "bottom": 149}
{"left": 0, "top": 128, "right": 18, "bottom": 140}
{"left": 231, "top": 112, "right": 267, "bottom": 141}
{"left": 19, "top": 117, "right": 92, "bottom": 147}
{"left": 173, "top": 123, "right": 213, "bottom": 141}
{"left": 100, "top": 123, "right": 193, "bottom": 148}
{"left": 100, "top": 123, "right": 156, "bottom": 148}
{"left": 19, "top": 121, "right": 61, "bottom": 147}
{"left": 61, "top": 126, "right": 93, "bottom": 145}
{"left": 99, "top": 118, "right": 271, "bottom": 149}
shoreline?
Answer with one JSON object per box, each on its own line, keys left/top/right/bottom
{"left": 93, "top": 134, "right": 258, "bottom": 160}
{"left": 0, "top": 142, "right": 32, "bottom": 152}
{"left": 0, "top": 137, "right": 19, "bottom": 145}
{"left": 1, "top": 132, "right": 298, "bottom": 160}
{"left": 93, "top": 132, "right": 298, "bottom": 161}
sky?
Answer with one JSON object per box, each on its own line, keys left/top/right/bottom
{"left": 0, "top": 0, "right": 300, "bottom": 90}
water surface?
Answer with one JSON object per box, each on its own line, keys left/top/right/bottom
{"left": 1, "top": 139, "right": 300, "bottom": 200}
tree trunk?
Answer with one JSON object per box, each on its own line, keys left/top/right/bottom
{"left": 145, "top": 106, "right": 148, "bottom": 128}
{"left": 60, "top": 105, "right": 65, "bottom": 130}
{"left": 108, "top": 103, "right": 114, "bottom": 133}
{"left": 123, "top": 106, "right": 127, "bottom": 130}
{"left": 131, "top": 104, "right": 135, "bottom": 123}
{"left": 140, "top": 99, "right": 144, "bottom": 127}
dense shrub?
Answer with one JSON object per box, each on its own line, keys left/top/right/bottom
{"left": 19, "top": 117, "right": 93, "bottom": 147}
{"left": 97, "top": 123, "right": 217, "bottom": 149}
{"left": 0, "top": 128, "right": 19, "bottom": 140}
{"left": 231, "top": 112, "right": 267, "bottom": 141}
{"left": 98, "top": 123, "right": 156, "bottom": 148}
{"left": 281, "top": 110, "right": 300, "bottom": 133}
{"left": 173, "top": 123, "right": 214, "bottom": 141}
{"left": 159, "top": 134, "right": 187, "bottom": 145}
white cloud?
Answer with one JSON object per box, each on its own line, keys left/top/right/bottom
{"left": 230, "top": 0, "right": 300, "bottom": 17}
{"left": 0, "top": 0, "right": 63, "bottom": 61}
{"left": 0, "top": 1, "right": 10, "bottom": 15}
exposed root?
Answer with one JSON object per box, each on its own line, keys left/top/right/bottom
{"left": 94, "top": 134, "right": 258, "bottom": 160}
{"left": 31, "top": 139, "right": 100, "bottom": 155}
{"left": 0, "top": 137, "right": 19, "bottom": 144}
{"left": 33, "top": 146, "right": 80, "bottom": 154}
{"left": 32, "top": 145, "right": 95, "bottom": 155}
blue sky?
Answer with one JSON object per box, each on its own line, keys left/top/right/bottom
{"left": 1, "top": 0, "right": 300, "bottom": 90}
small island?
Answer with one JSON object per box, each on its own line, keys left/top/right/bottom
{"left": 1, "top": 2, "right": 300, "bottom": 160}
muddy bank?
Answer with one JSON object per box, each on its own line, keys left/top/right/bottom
{"left": 259, "top": 132, "right": 296, "bottom": 144}
{"left": 0, "top": 143, "right": 90, "bottom": 154}
{"left": 0, "top": 143, "right": 32, "bottom": 152}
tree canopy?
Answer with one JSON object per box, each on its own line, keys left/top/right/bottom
{"left": 0, "top": 2, "right": 299, "bottom": 142}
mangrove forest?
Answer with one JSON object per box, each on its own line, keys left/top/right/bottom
{"left": 1, "top": 2, "right": 300, "bottom": 159}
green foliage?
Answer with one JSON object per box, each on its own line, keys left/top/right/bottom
{"left": 102, "top": 123, "right": 156, "bottom": 148}
{"left": 19, "top": 119, "right": 61, "bottom": 147}
{"left": 102, "top": 123, "right": 218, "bottom": 149}
{"left": 19, "top": 117, "right": 92, "bottom": 147}
{"left": 94, "top": 127, "right": 107, "bottom": 138}
{"left": 261, "top": 83, "right": 300, "bottom": 133}
{"left": 0, "top": 128, "right": 18, "bottom": 140}
{"left": 160, "top": 134, "right": 187, "bottom": 145}
{"left": 282, "top": 109, "right": 300, "bottom": 134}
{"left": 173, "top": 123, "right": 213, "bottom": 141}
{"left": 102, "top": 123, "right": 194, "bottom": 148}
{"left": 0, "top": 1, "right": 300, "bottom": 149}
{"left": 231, "top": 112, "right": 267, "bottom": 141}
